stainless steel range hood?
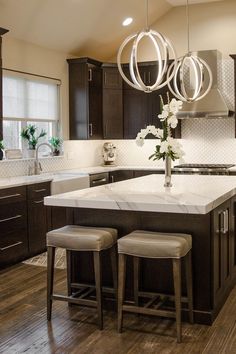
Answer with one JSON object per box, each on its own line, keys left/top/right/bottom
{"left": 176, "top": 50, "right": 234, "bottom": 119}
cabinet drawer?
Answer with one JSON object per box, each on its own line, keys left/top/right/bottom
{"left": 0, "top": 201, "right": 27, "bottom": 234}
{"left": 27, "top": 182, "right": 50, "bottom": 200}
{"left": 0, "top": 229, "right": 28, "bottom": 268}
{"left": 0, "top": 186, "right": 26, "bottom": 205}
{"left": 90, "top": 173, "right": 109, "bottom": 187}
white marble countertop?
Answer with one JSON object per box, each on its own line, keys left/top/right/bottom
{"left": 44, "top": 174, "right": 236, "bottom": 214}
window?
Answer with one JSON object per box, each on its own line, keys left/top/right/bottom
{"left": 2, "top": 71, "right": 60, "bottom": 152}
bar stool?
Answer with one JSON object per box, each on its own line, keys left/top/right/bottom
{"left": 47, "top": 225, "right": 118, "bottom": 330}
{"left": 117, "top": 230, "right": 193, "bottom": 343}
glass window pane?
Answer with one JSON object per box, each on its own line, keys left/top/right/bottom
{"left": 3, "top": 120, "right": 21, "bottom": 149}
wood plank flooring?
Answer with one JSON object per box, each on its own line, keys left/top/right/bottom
{"left": 1, "top": 263, "right": 236, "bottom": 353}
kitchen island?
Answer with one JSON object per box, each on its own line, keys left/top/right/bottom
{"left": 45, "top": 174, "right": 236, "bottom": 325}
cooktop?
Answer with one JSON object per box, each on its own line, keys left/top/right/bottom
{"left": 174, "top": 164, "right": 235, "bottom": 169}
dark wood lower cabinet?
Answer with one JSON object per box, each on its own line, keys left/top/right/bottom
{"left": 67, "top": 194, "right": 236, "bottom": 325}
{"left": 0, "top": 186, "right": 28, "bottom": 269}
{"left": 0, "top": 182, "right": 51, "bottom": 269}
{"left": 27, "top": 182, "right": 50, "bottom": 256}
{"left": 109, "top": 170, "right": 134, "bottom": 183}
{"left": 49, "top": 206, "right": 74, "bottom": 230}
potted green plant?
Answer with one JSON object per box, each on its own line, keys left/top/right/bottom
{"left": 0, "top": 140, "right": 4, "bottom": 160}
{"left": 21, "top": 125, "right": 47, "bottom": 158}
{"left": 49, "top": 136, "right": 63, "bottom": 156}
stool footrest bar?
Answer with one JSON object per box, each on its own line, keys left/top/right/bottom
{"left": 122, "top": 304, "right": 176, "bottom": 318}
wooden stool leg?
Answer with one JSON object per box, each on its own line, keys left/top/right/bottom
{"left": 110, "top": 245, "right": 118, "bottom": 305}
{"left": 47, "top": 246, "right": 55, "bottom": 321}
{"left": 173, "top": 258, "right": 182, "bottom": 343}
{"left": 93, "top": 251, "right": 103, "bottom": 330}
{"left": 133, "top": 256, "right": 140, "bottom": 306}
{"left": 185, "top": 250, "right": 194, "bottom": 324}
{"left": 118, "top": 253, "right": 127, "bottom": 333}
{"left": 66, "top": 250, "right": 73, "bottom": 307}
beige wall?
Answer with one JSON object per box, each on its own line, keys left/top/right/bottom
{"left": 2, "top": 36, "right": 71, "bottom": 139}
{"left": 115, "top": 0, "right": 236, "bottom": 62}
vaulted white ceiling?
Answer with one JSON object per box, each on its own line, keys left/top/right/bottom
{"left": 0, "top": 0, "right": 225, "bottom": 60}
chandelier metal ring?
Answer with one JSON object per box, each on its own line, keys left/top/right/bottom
{"left": 167, "top": 54, "right": 213, "bottom": 102}
{"left": 117, "top": 29, "right": 178, "bottom": 93}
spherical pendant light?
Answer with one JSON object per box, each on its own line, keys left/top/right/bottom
{"left": 117, "top": 0, "right": 177, "bottom": 93}
{"left": 167, "top": 53, "right": 213, "bottom": 102}
{"left": 167, "top": 0, "right": 213, "bottom": 102}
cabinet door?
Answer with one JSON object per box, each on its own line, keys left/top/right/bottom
{"left": 103, "top": 67, "right": 122, "bottom": 89}
{"left": 88, "top": 65, "right": 102, "bottom": 139}
{"left": 123, "top": 89, "right": 148, "bottom": 139}
{"left": 230, "top": 196, "right": 236, "bottom": 275}
{"left": 109, "top": 170, "right": 134, "bottom": 183}
{"left": 212, "top": 200, "right": 232, "bottom": 307}
{"left": 27, "top": 183, "right": 50, "bottom": 256}
{"left": 68, "top": 59, "right": 102, "bottom": 140}
{"left": 0, "top": 186, "right": 28, "bottom": 269}
{"left": 103, "top": 89, "right": 123, "bottom": 139}
{"left": 102, "top": 66, "right": 123, "bottom": 139}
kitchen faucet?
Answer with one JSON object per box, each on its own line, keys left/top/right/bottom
{"left": 33, "top": 142, "right": 53, "bottom": 175}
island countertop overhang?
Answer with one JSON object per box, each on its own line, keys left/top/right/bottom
{"left": 44, "top": 174, "right": 236, "bottom": 214}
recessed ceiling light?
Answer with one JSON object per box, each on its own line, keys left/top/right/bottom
{"left": 122, "top": 17, "right": 133, "bottom": 26}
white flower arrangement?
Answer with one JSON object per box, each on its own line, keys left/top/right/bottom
{"left": 136, "top": 93, "right": 185, "bottom": 162}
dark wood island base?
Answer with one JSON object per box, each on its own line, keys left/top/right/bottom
{"left": 61, "top": 195, "right": 236, "bottom": 326}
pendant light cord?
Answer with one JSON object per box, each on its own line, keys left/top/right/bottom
{"left": 145, "top": 0, "right": 149, "bottom": 31}
{"left": 186, "top": 0, "right": 190, "bottom": 53}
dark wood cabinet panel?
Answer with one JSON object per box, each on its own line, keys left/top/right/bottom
{"left": 103, "top": 66, "right": 122, "bottom": 89}
{"left": 103, "top": 89, "right": 123, "bottom": 139}
{"left": 123, "top": 89, "right": 148, "bottom": 139}
{"left": 212, "top": 199, "right": 233, "bottom": 308}
{"left": 50, "top": 206, "right": 74, "bottom": 230}
{"left": 109, "top": 170, "right": 134, "bottom": 183}
{"left": 67, "top": 57, "right": 103, "bottom": 140}
{"left": 102, "top": 66, "right": 123, "bottom": 139}
{"left": 0, "top": 28, "right": 9, "bottom": 140}
{"left": 0, "top": 185, "right": 27, "bottom": 269}
{"left": 133, "top": 170, "right": 164, "bottom": 178}
{"left": 27, "top": 182, "right": 51, "bottom": 256}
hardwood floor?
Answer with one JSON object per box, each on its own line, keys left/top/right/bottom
{"left": 1, "top": 264, "right": 236, "bottom": 354}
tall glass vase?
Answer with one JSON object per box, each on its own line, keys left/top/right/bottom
{"left": 164, "top": 156, "right": 172, "bottom": 187}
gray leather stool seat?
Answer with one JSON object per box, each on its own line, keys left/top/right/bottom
{"left": 47, "top": 225, "right": 117, "bottom": 251}
{"left": 118, "top": 230, "right": 192, "bottom": 258}
{"left": 117, "top": 230, "right": 193, "bottom": 343}
{"left": 47, "top": 225, "right": 118, "bottom": 330}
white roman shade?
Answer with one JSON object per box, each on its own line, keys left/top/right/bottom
{"left": 3, "top": 71, "right": 60, "bottom": 122}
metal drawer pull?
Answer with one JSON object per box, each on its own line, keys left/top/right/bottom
{"left": 220, "top": 209, "right": 229, "bottom": 234}
{"left": 34, "top": 200, "right": 44, "bottom": 204}
{"left": 0, "top": 214, "right": 22, "bottom": 223}
{"left": 34, "top": 189, "right": 46, "bottom": 193}
{"left": 89, "top": 123, "right": 93, "bottom": 137}
{"left": 92, "top": 178, "right": 107, "bottom": 183}
{"left": 88, "top": 69, "right": 92, "bottom": 81}
{"left": 111, "top": 176, "right": 114, "bottom": 183}
{"left": 0, "top": 241, "right": 23, "bottom": 251}
{"left": 0, "top": 193, "right": 21, "bottom": 200}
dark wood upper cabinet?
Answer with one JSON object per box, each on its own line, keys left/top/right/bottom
{"left": 0, "top": 28, "right": 9, "bottom": 140}
{"left": 102, "top": 65, "right": 123, "bottom": 139}
{"left": 67, "top": 57, "right": 181, "bottom": 140}
{"left": 67, "top": 57, "right": 103, "bottom": 140}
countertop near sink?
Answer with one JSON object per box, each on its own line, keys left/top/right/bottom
{"left": 0, "top": 165, "right": 164, "bottom": 189}
{"left": 0, "top": 171, "right": 90, "bottom": 190}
